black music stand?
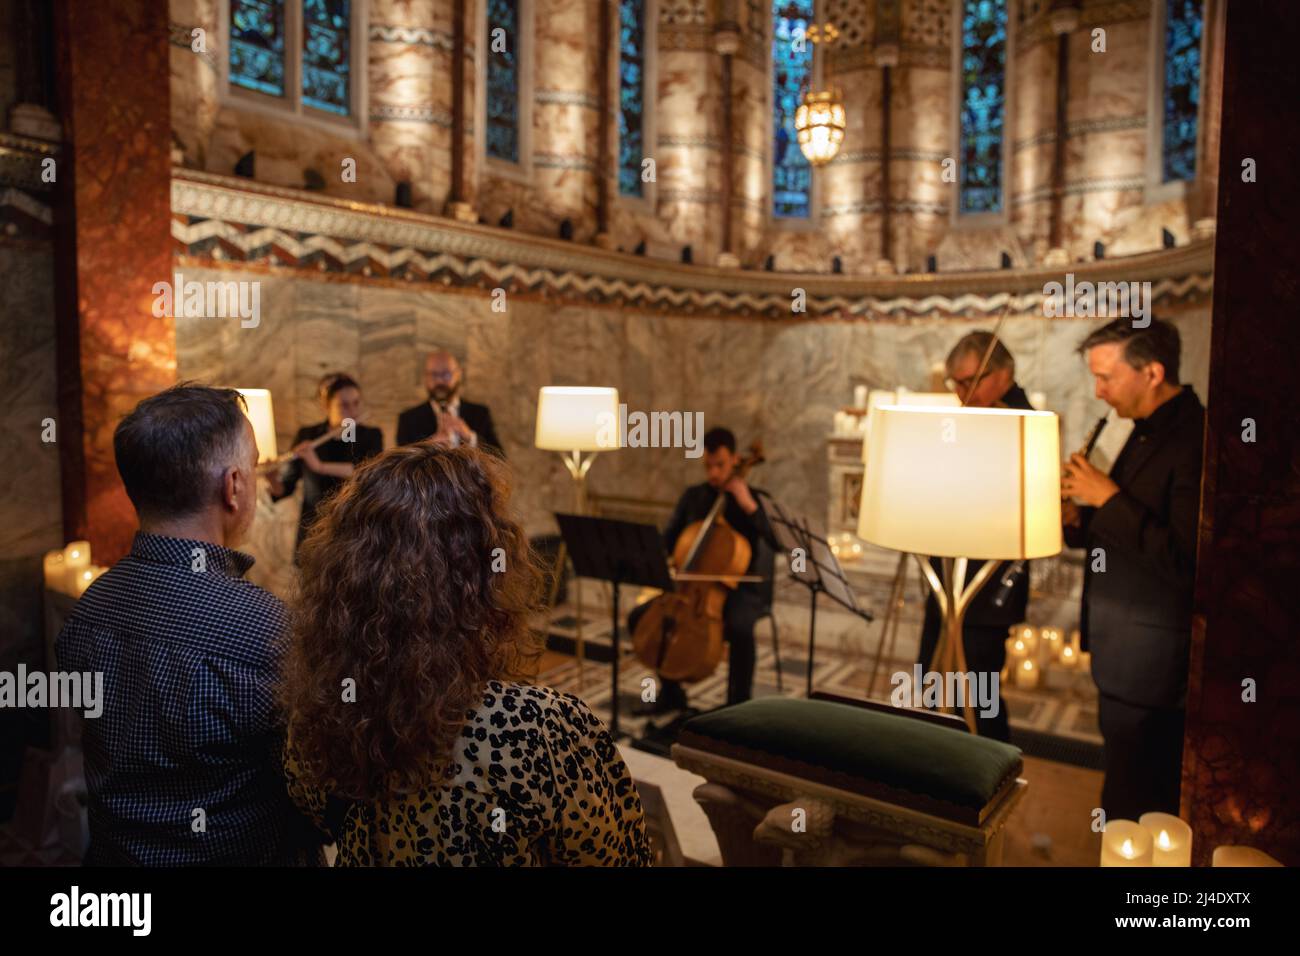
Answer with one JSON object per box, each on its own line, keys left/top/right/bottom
{"left": 555, "top": 513, "right": 675, "bottom": 740}
{"left": 760, "top": 493, "right": 873, "bottom": 697}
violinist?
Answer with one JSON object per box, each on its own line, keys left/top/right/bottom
{"left": 628, "top": 427, "right": 779, "bottom": 714}
{"left": 917, "top": 331, "right": 1034, "bottom": 740}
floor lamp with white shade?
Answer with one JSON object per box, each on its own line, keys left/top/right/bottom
{"left": 858, "top": 404, "right": 1063, "bottom": 733}
{"left": 535, "top": 386, "right": 621, "bottom": 690}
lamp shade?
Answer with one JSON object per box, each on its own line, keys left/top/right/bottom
{"left": 534, "top": 386, "right": 621, "bottom": 452}
{"left": 857, "top": 405, "right": 1063, "bottom": 560}
{"left": 862, "top": 389, "right": 961, "bottom": 462}
{"left": 234, "top": 388, "right": 278, "bottom": 463}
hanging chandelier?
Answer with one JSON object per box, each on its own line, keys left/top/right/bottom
{"left": 794, "top": 22, "right": 846, "bottom": 166}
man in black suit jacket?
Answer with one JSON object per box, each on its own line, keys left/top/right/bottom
{"left": 396, "top": 349, "right": 503, "bottom": 455}
{"left": 1061, "top": 317, "right": 1204, "bottom": 820}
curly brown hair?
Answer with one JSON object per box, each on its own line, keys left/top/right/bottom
{"left": 279, "top": 442, "right": 545, "bottom": 800}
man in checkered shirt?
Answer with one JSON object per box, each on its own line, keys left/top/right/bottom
{"left": 57, "top": 385, "right": 318, "bottom": 865}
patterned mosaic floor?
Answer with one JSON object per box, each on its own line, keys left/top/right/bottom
{"left": 541, "top": 574, "right": 1102, "bottom": 752}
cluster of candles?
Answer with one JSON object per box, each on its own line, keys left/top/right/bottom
{"left": 43, "top": 541, "right": 107, "bottom": 598}
{"left": 1002, "top": 624, "right": 1088, "bottom": 690}
{"left": 1100, "top": 814, "right": 1282, "bottom": 867}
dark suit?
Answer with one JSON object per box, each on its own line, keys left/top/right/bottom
{"left": 917, "top": 382, "right": 1034, "bottom": 742}
{"left": 395, "top": 399, "right": 503, "bottom": 456}
{"left": 1066, "top": 386, "right": 1205, "bottom": 818}
{"left": 628, "top": 483, "right": 778, "bottom": 706}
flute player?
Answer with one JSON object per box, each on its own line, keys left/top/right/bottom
{"left": 267, "top": 373, "right": 384, "bottom": 560}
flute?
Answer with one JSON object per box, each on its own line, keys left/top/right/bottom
{"left": 257, "top": 427, "right": 343, "bottom": 472}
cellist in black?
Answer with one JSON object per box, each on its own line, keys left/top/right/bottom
{"left": 628, "top": 427, "right": 779, "bottom": 714}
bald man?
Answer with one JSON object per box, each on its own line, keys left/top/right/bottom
{"left": 396, "top": 349, "right": 503, "bottom": 455}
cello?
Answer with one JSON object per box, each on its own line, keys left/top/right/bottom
{"left": 631, "top": 442, "right": 765, "bottom": 683}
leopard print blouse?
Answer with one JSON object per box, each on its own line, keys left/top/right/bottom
{"left": 283, "top": 681, "right": 653, "bottom": 866}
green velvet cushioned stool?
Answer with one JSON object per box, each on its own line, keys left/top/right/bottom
{"left": 671, "top": 698, "right": 1028, "bottom": 867}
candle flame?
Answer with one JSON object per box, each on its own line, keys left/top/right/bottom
{"left": 1022, "top": 660, "right": 1033, "bottom": 671}
{"left": 82, "top": 570, "right": 93, "bottom": 581}
{"left": 1121, "top": 838, "right": 1135, "bottom": 857}
{"left": 1014, "top": 640, "right": 1025, "bottom": 653}
{"left": 1157, "top": 830, "right": 1172, "bottom": 850}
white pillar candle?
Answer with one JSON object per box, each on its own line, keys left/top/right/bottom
{"left": 72, "top": 566, "right": 102, "bottom": 597}
{"left": 44, "top": 550, "right": 67, "bottom": 593}
{"left": 1014, "top": 625, "right": 1039, "bottom": 657}
{"left": 1100, "top": 820, "right": 1153, "bottom": 866}
{"left": 1140, "top": 813, "right": 1192, "bottom": 866}
{"left": 63, "top": 540, "right": 91, "bottom": 592}
{"left": 1212, "top": 846, "right": 1283, "bottom": 867}
{"left": 1059, "top": 642, "right": 1079, "bottom": 669}
{"left": 1040, "top": 627, "right": 1062, "bottom": 660}
{"left": 1015, "top": 658, "right": 1040, "bottom": 690}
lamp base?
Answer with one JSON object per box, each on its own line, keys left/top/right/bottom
{"left": 914, "top": 556, "right": 1001, "bottom": 734}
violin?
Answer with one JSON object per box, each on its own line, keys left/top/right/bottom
{"left": 631, "top": 442, "right": 765, "bottom": 683}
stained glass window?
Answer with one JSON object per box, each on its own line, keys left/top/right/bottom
{"left": 618, "top": 0, "right": 647, "bottom": 197}
{"left": 773, "top": 0, "right": 814, "bottom": 219}
{"left": 958, "top": 0, "right": 1008, "bottom": 215}
{"left": 302, "top": 0, "right": 351, "bottom": 115}
{"left": 1162, "top": 0, "right": 1202, "bottom": 183}
{"left": 230, "top": 0, "right": 287, "bottom": 98}
{"left": 486, "top": 0, "right": 521, "bottom": 163}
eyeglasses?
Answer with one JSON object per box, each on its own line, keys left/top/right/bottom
{"left": 943, "top": 371, "right": 987, "bottom": 393}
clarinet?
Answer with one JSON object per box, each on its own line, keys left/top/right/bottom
{"left": 991, "top": 414, "right": 1109, "bottom": 608}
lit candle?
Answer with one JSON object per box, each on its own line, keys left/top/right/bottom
{"left": 73, "top": 566, "right": 100, "bottom": 597}
{"left": 1041, "top": 627, "right": 1062, "bottom": 660}
{"left": 63, "top": 540, "right": 91, "bottom": 593}
{"left": 1015, "top": 658, "right": 1040, "bottom": 690}
{"left": 1100, "top": 820, "right": 1153, "bottom": 866}
{"left": 1006, "top": 637, "right": 1029, "bottom": 660}
{"left": 44, "top": 550, "right": 67, "bottom": 593}
{"left": 1015, "top": 625, "right": 1039, "bottom": 657}
{"left": 1140, "top": 812, "right": 1192, "bottom": 866}
{"left": 1212, "top": 846, "right": 1283, "bottom": 867}
{"left": 1059, "top": 643, "right": 1079, "bottom": 669}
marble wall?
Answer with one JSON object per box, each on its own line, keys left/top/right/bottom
{"left": 172, "top": 262, "right": 1212, "bottom": 599}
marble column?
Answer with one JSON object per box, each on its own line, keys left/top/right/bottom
{"left": 1183, "top": 0, "right": 1300, "bottom": 867}
{"left": 714, "top": 23, "right": 740, "bottom": 267}
{"left": 368, "top": 0, "right": 446, "bottom": 214}
{"left": 1046, "top": 4, "right": 1079, "bottom": 258}
{"left": 52, "top": 0, "right": 176, "bottom": 561}
{"left": 595, "top": 0, "right": 613, "bottom": 240}
{"left": 1192, "top": 0, "right": 1226, "bottom": 226}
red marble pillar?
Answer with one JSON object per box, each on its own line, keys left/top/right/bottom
{"left": 52, "top": 0, "right": 176, "bottom": 562}
{"left": 1182, "top": 0, "right": 1300, "bottom": 866}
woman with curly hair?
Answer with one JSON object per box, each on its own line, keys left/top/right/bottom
{"left": 279, "top": 443, "right": 652, "bottom": 866}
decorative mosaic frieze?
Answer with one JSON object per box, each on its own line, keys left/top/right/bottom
{"left": 368, "top": 24, "right": 456, "bottom": 50}
{"left": 1013, "top": 115, "right": 1149, "bottom": 152}
{"left": 369, "top": 105, "right": 455, "bottom": 126}
{"left": 169, "top": 169, "right": 1213, "bottom": 320}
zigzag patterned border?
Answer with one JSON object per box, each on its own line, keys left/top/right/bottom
{"left": 169, "top": 170, "right": 1214, "bottom": 320}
